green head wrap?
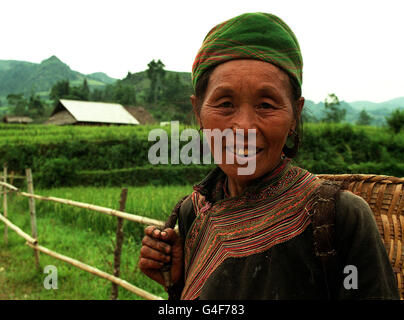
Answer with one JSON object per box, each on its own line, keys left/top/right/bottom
{"left": 192, "top": 12, "right": 303, "bottom": 90}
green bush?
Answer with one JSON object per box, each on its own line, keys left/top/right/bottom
{"left": 37, "top": 157, "right": 79, "bottom": 187}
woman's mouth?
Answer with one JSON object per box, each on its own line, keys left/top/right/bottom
{"left": 225, "top": 145, "right": 263, "bottom": 160}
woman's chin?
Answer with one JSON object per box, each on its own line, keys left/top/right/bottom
{"left": 218, "top": 163, "right": 266, "bottom": 184}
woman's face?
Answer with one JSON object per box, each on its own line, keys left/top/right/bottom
{"left": 192, "top": 59, "right": 302, "bottom": 184}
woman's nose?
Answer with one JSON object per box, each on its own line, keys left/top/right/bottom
{"left": 231, "top": 104, "right": 257, "bottom": 133}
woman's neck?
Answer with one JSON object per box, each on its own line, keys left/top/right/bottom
{"left": 225, "top": 158, "right": 284, "bottom": 197}
{"left": 226, "top": 176, "right": 249, "bottom": 197}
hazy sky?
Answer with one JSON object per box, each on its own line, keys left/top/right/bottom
{"left": 1, "top": 0, "right": 404, "bottom": 103}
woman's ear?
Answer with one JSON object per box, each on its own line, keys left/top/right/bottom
{"left": 297, "top": 97, "right": 305, "bottom": 118}
{"left": 190, "top": 94, "right": 202, "bottom": 128}
{"left": 291, "top": 97, "right": 305, "bottom": 131}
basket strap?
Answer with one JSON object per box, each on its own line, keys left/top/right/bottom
{"left": 164, "top": 194, "right": 192, "bottom": 300}
{"left": 311, "top": 180, "right": 343, "bottom": 299}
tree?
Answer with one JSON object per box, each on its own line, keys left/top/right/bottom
{"left": 162, "top": 73, "right": 183, "bottom": 103}
{"left": 28, "top": 93, "right": 46, "bottom": 117}
{"left": 385, "top": 108, "right": 404, "bottom": 134}
{"left": 80, "top": 78, "right": 90, "bottom": 100}
{"left": 146, "top": 59, "right": 166, "bottom": 104}
{"left": 50, "top": 80, "right": 70, "bottom": 105}
{"left": 7, "top": 93, "right": 28, "bottom": 116}
{"left": 114, "top": 81, "right": 137, "bottom": 106}
{"left": 356, "top": 109, "right": 373, "bottom": 126}
{"left": 50, "top": 78, "right": 92, "bottom": 105}
{"left": 322, "top": 93, "right": 346, "bottom": 123}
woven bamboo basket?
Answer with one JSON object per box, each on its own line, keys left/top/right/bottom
{"left": 317, "top": 174, "right": 404, "bottom": 299}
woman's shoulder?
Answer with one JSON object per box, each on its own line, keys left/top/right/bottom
{"left": 334, "top": 190, "right": 383, "bottom": 250}
{"left": 335, "top": 190, "right": 376, "bottom": 227}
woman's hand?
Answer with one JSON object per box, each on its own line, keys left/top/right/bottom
{"left": 139, "top": 226, "right": 183, "bottom": 287}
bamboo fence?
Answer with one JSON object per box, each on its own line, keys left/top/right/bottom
{"left": 0, "top": 167, "right": 168, "bottom": 300}
{"left": 0, "top": 181, "right": 166, "bottom": 229}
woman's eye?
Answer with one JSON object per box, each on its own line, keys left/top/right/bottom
{"left": 257, "top": 102, "right": 275, "bottom": 109}
{"left": 218, "top": 101, "right": 233, "bottom": 108}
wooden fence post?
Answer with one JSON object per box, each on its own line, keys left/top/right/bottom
{"left": 3, "top": 163, "right": 8, "bottom": 244}
{"left": 111, "top": 188, "right": 128, "bottom": 300}
{"left": 26, "top": 168, "right": 40, "bottom": 270}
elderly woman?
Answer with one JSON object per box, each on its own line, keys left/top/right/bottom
{"left": 139, "top": 12, "right": 399, "bottom": 300}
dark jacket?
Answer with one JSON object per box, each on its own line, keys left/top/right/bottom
{"left": 177, "top": 188, "right": 400, "bottom": 300}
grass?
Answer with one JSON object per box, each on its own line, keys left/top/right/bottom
{"left": 0, "top": 184, "right": 193, "bottom": 300}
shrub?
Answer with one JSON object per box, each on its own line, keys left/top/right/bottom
{"left": 37, "top": 157, "right": 79, "bottom": 188}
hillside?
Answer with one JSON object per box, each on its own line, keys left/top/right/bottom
{"left": 0, "top": 56, "right": 116, "bottom": 97}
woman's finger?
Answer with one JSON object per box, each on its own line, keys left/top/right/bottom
{"left": 138, "top": 257, "right": 164, "bottom": 270}
{"left": 142, "top": 235, "right": 171, "bottom": 254}
{"left": 144, "top": 225, "right": 161, "bottom": 238}
{"left": 140, "top": 245, "right": 171, "bottom": 263}
{"left": 160, "top": 228, "right": 178, "bottom": 242}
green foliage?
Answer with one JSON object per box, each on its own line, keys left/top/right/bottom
{"left": 1, "top": 123, "right": 404, "bottom": 189}
{"left": 39, "top": 157, "right": 79, "bottom": 187}
{"left": 295, "top": 122, "right": 404, "bottom": 176}
{"left": 50, "top": 79, "right": 70, "bottom": 101}
{"left": 121, "top": 61, "right": 194, "bottom": 123}
{"left": 7, "top": 93, "right": 28, "bottom": 116}
{"left": 5, "top": 92, "right": 48, "bottom": 120}
{"left": 50, "top": 79, "right": 92, "bottom": 105}
{"left": 356, "top": 109, "right": 373, "bottom": 126}
{"left": 385, "top": 108, "right": 404, "bottom": 134}
{"left": 322, "top": 93, "right": 346, "bottom": 123}
{"left": 88, "top": 79, "right": 137, "bottom": 106}
{"left": 70, "top": 165, "right": 214, "bottom": 189}
{"left": 146, "top": 59, "right": 165, "bottom": 104}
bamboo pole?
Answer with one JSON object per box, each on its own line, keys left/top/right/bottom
{"left": 111, "top": 188, "right": 128, "bottom": 300}
{"left": 0, "top": 181, "right": 166, "bottom": 228}
{"left": 0, "top": 213, "right": 37, "bottom": 244}
{"left": 26, "top": 242, "right": 163, "bottom": 300}
{"left": 0, "top": 181, "right": 18, "bottom": 191}
{"left": 26, "top": 168, "right": 40, "bottom": 270}
{"left": 0, "top": 174, "right": 25, "bottom": 180}
{"left": 3, "top": 164, "right": 8, "bottom": 244}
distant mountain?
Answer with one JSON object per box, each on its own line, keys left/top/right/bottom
{"left": 0, "top": 55, "right": 117, "bottom": 96}
{"left": 87, "top": 72, "right": 116, "bottom": 85}
{"left": 303, "top": 97, "right": 404, "bottom": 126}
{"left": 303, "top": 99, "right": 359, "bottom": 123}
{"left": 350, "top": 97, "right": 404, "bottom": 112}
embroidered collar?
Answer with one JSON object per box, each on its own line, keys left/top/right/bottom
{"left": 192, "top": 157, "right": 291, "bottom": 203}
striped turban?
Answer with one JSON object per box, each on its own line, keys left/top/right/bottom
{"left": 192, "top": 12, "right": 303, "bottom": 90}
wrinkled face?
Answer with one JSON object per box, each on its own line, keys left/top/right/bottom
{"left": 192, "top": 59, "right": 298, "bottom": 184}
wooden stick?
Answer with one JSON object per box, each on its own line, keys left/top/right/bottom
{"left": 26, "top": 168, "right": 40, "bottom": 270}
{"left": 0, "top": 181, "right": 18, "bottom": 191}
{"left": 0, "top": 181, "right": 177, "bottom": 233}
{"left": 0, "top": 213, "right": 37, "bottom": 244}
{"left": 0, "top": 174, "right": 26, "bottom": 180}
{"left": 111, "top": 188, "right": 128, "bottom": 300}
{"left": 0, "top": 181, "right": 166, "bottom": 228}
{"left": 3, "top": 164, "right": 8, "bottom": 244}
{"left": 26, "top": 242, "right": 163, "bottom": 300}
